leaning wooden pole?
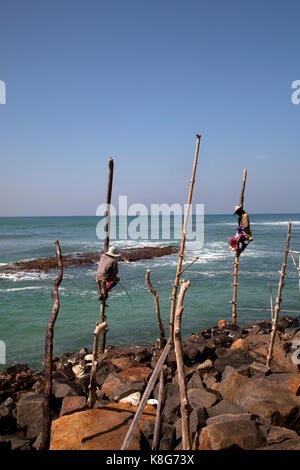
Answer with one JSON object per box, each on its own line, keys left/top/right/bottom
{"left": 152, "top": 366, "right": 166, "bottom": 450}
{"left": 266, "top": 222, "right": 292, "bottom": 369}
{"left": 231, "top": 168, "right": 247, "bottom": 324}
{"left": 39, "top": 240, "right": 63, "bottom": 451}
{"left": 169, "top": 134, "right": 201, "bottom": 340}
{"left": 87, "top": 321, "right": 107, "bottom": 409}
{"left": 146, "top": 269, "right": 166, "bottom": 347}
{"left": 100, "top": 157, "right": 114, "bottom": 354}
{"left": 174, "top": 279, "right": 192, "bottom": 450}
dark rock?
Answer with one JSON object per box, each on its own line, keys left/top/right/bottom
{"left": 175, "top": 407, "right": 207, "bottom": 442}
{"left": 206, "top": 413, "right": 253, "bottom": 426}
{"left": 213, "top": 334, "right": 233, "bottom": 349}
{"left": 187, "top": 388, "right": 218, "bottom": 411}
{"left": 60, "top": 396, "right": 86, "bottom": 417}
{"left": 202, "top": 374, "right": 217, "bottom": 390}
{"left": 163, "top": 395, "right": 181, "bottom": 424}
{"left": 267, "top": 425, "right": 298, "bottom": 445}
{"left": 0, "top": 434, "right": 30, "bottom": 450}
{"left": 110, "top": 381, "right": 145, "bottom": 402}
{"left": 0, "top": 405, "right": 16, "bottom": 434}
{"left": 184, "top": 338, "right": 216, "bottom": 363}
{"left": 154, "top": 382, "right": 179, "bottom": 401}
{"left": 198, "top": 420, "right": 267, "bottom": 450}
{"left": 16, "top": 392, "right": 44, "bottom": 440}
{"left": 249, "top": 362, "right": 271, "bottom": 377}
{"left": 207, "top": 400, "right": 250, "bottom": 418}
{"left": 140, "top": 420, "right": 175, "bottom": 450}
{"left": 52, "top": 372, "right": 82, "bottom": 399}
{"left": 214, "top": 349, "right": 253, "bottom": 374}
{"left": 187, "top": 373, "right": 204, "bottom": 391}
{"left": 260, "top": 437, "right": 300, "bottom": 450}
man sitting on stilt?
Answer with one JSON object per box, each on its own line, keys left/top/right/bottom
{"left": 229, "top": 205, "right": 253, "bottom": 255}
{"left": 96, "top": 246, "right": 120, "bottom": 301}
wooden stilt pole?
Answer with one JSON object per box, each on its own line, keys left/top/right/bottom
{"left": 87, "top": 321, "right": 107, "bottom": 409}
{"left": 146, "top": 269, "right": 166, "bottom": 348}
{"left": 266, "top": 222, "right": 292, "bottom": 369}
{"left": 39, "top": 240, "right": 63, "bottom": 450}
{"left": 231, "top": 168, "right": 247, "bottom": 324}
{"left": 174, "top": 279, "right": 192, "bottom": 450}
{"left": 100, "top": 157, "right": 114, "bottom": 354}
{"left": 269, "top": 283, "right": 274, "bottom": 322}
{"left": 152, "top": 366, "right": 166, "bottom": 450}
{"left": 169, "top": 134, "right": 201, "bottom": 340}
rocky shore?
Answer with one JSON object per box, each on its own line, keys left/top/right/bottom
{"left": 1, "top": 315, "right": 300, "bottom": 451}
{"left": 0, "top": 246, "right": 179, "bottom": 274}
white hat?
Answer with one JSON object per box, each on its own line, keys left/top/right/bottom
{"left": 106, "top": 246, "right": 121, "bottom": 257}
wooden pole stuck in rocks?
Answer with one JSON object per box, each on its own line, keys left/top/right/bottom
{"left": 39, "top": 240, "right": 63, "bottom": 451}
{"left": 231, "top": 168, "right": 247, "bottom": 324}
{"left": 174, "top": 279, "right": 192, "bottom": 450}
{"left": 169, "top": 134, "right": 201, "bottom": 340}
{"left": 100, "top": 157, "right": 114, "bottom": 354}
{"left": 289, "top": 249, "right": 300, "bottom": 299}
{"left": 146, "top": 269, "right": 166, "bottom": 348}
{"left": 121, "top": 337, "right": 172, "bottom": 450}
{"left": 266, "top": 222, "right": 292, "bottom": 369}
{"left": 152, "top": 366, "right": 166, "bottom": 450}
{"left": 87, "top": 321, "right": 107, "bottom": 409}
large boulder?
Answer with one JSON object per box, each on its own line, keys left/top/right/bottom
{"left": 140, "top": 420, "right": 175, "bottom": 450}
{"left": 0, "top": 434, "right": 30, "bottom": 450}
{"left": 118, "top": 367, "right": 152, "bottom": 383}
{"left": 59, "top": 396, "right": 86, "bottom": 417}
{"left": 207, "top": 400, "right": 250, "bottom": 418}
{"left": 214, "top": 349, "right": 253, "bottom": 374}
{"left": 100, "top": 371, "right": 146, "bottom": 401}
{"left": 0, "top": 405, "right": 16, "bottom": 434}
{"left": 16, "top": 392, "right": 44, "bottom": 439}
{"left": 187, "top": 388, "right": 218, "bottom": 410}
{"left": 50, "top": 403, "right": 156, "bottom": 450}
{"left": 197, "top": 419, "right": 266, "bottom": 450}
{"left": 267, "top": 426, "right": 298, "bottom": 445}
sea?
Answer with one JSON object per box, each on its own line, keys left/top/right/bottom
{"left": 0, "top": 214, "right": 300, "bottom": 370}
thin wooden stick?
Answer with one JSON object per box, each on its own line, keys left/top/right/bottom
{"left": 169, "top": 134, "right": 201, "bottom": 340}
{"left": 100, "top": 157, "right": 114, "bottom": 353}
{"left": 240, "top": 168, "right": 247, "bottom": 208}
{"left": 87, "top": 321, "right": 107, "bottom": 409}
{"left": 39, "top": 240, "right": 63, "bottom": 451}
{"left": 121, "top": 337, "right": 172, "bottom": 450}
{"left": 146, "top": 269, "right": 166, "bottom": 347}
{"left": 174, "top": 279, "right": 192, "bottom": 450}
{"left": 178, "top": 256, "right": 199, "bottom": 277}
{"left": 266, "top": 222, "right": 292, "bottom": 368}
{"left": 152, "top": 366, "right": 166, "bottom": 450}
{"left": 269, "top": 283, "right": 274, "bottom": 322}
{"left": 231, "top": 254, "right": 239, "bottom": 324}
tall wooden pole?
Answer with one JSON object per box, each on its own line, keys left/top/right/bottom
{"left": 87, "top": 321, "right": 107, "bottom": 409}
{"left": 100, "top": 158, "right": 114, "bottom": 353}
{"left": 146, "top": 269, "right": 166, "bottom": 347}
{"left": 39, "top": 240, "right": 63, "bottom": 450}
{"left": 169, "top": 134, "right": 201, "bottom": 340}
{"left": 266, "top": 222, "right": 292, "bottom": 368}
{"left": 174, "top": 279, "right": 192, "bottom": 450}
{"left": 231, "top": 168, "right": 247, "bottom": 324}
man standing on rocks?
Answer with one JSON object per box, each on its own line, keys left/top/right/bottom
{"left": 96, "top": 246, "right": 120, "bottom": 300}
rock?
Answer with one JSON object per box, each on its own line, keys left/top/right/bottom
{"left": 187, "top": 388, "right": 218, "bottom": 411}
{"left": 100, "top": 372, "right": 125, "bottom": 400}
{"left": 187, "top": 373, "right": 204, "bottom": 391}
{"left": 230, "top": 338, "right": 251, "bottom": 351}
{"left": 50, "top": 403, "right": 156, "bottom": 450}
{"left": 206, "top": 413, "right": 253, "bottom": 426}
{"left": 212, "top": 367, "right": 249, "bottom": 401}
{"left": 267, "top": 425, "right": 298, "bottom": 445}
{"left": 83, "top": 354, "right": 93, "bottom": 362}
{"left": 52, "top": 372, "right": 82, "bottom": 399}
{"left": 60, "top": 396, "right": 86, "bottom": 417}
{"left": 249, "top": 362, "right": 271, "bottom": 377}
{"left": 0, "top": 434, "right": 31, "bottom": 450}
{"left": 184, "top": 338, "right": 216, "bottom": 363}
{"left": 213, "top": 334, "right": 233, "bottom": 349}
{"left": 72, "top": 364, "right": 86, "bottom": 379}
{"left": 118, "top": 366, "right": 152, "bottom": 383}
{"left": 198, "top": 419, "right": 267, "bottom": 450}
{"left": 288, "top": 374, "right": 300, "bottom": 395}
{"left": 16, "top": 392, "right": 44, "bottom": 439}
{"left": 0, "top": 405, "right": 15, "bottom": 434}
{"left": 218, "top": 320, "right": 228, "bottom": 328}
{"left": 110, "top": 357, "right": 141, "bottom": 371}
{"left": 214, "top": 349, "right": 253, "bottom": 374}
{"left": 163, "top": 395, "right": 181, "bottom": 424}
{"left": 140, "top": 420, "right": 175, "bottom": 450}
{"left": 260, "top": 437, "right": 300, "bottom": 450}
{"left": 155, "top": 382, "right": 179, "bottom": 400}
{"left": 207, "top": 400, "right": 250, "bottom": 418}
{"left": 119, "top": 392, "right": 141, "bottom": 406}
{"left": 147, "top": 399, "right": 158, "bottom": 407}
{"left": 79, "top": 348, "right": 88, "bottom": 356}
{"left": 2, "top": 397, "right": 13, "bottom": 408}
{"left": 175, "top": 408, "right": 207, "bottom": 442}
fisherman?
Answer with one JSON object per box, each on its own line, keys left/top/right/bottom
{"left": 229, "top": 205, "right": 253, "bottom": 254}
{"left": 96, "top": 246, "right": 120, "bottom": 301}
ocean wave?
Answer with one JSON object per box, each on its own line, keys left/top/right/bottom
{"left": 0, "top": 271, "right": 51, "bottom": 281}
{"left": 0, "top": 286, "right": 44, "bottom": 293}
{"left": 252, "top": 221, "right": 300, "bottom": 226}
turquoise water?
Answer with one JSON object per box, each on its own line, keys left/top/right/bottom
{"left": 1, "top": 214, "right": 300, "bottom": 370}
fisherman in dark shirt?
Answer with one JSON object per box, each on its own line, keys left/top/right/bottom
{"left": 96, "top": 246, "right": 120, "bottom": 300}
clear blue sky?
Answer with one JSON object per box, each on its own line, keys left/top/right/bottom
{"left": 0, "top": 0, "right": 299, "bottom": 216}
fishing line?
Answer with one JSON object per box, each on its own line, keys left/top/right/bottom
{"left": 118, "top": 281, "right": 135, "bottom": 315}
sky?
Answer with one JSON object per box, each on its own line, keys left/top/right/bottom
{"left": 0, "top": 0, "right": 300, "bottom": 216}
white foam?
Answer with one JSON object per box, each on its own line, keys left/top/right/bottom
{"left": 0, "top": 286, "right": 44, "bottom": 292}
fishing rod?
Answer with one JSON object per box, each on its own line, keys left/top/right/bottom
{"left": 118, "top": 281, "right": 135, "bottom": 315}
